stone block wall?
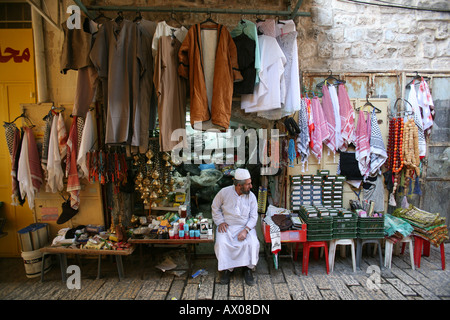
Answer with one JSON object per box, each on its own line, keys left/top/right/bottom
{"left": 298, "top": 0, "right": 450, "bottom": 72}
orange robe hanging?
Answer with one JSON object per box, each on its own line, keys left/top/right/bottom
{"left": 178, "top": 23, "right": 242, "bottom": 131}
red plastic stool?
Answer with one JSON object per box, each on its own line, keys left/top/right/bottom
{"left": 301, "top": 241, "right": 329, "bottom": 275}
{"left": 411, "top": 235, "right": 446, "bottom": 270}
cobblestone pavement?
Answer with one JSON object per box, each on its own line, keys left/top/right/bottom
{"left": 0, "top": 242, "right": 448, "bottom": 303}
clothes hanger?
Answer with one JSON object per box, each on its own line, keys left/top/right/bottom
{"left": 115, "top": 11, "right": 124, "bottom": 23}
{"left": 133, "top": 10, "right": 142, "bottom": 22}
{"left": 356, "top": 96, "right": 382, "bottom": 113}
{"left": 315, "top": 70, "right": 346, "bottom": 88}
{"left": 255, "top": 14, "right": 265, "bottom": 23}
{"left": 4, "top": 112, "right": 35, "bottom": 128}
{"left": 167, "top": 11, "right": 183, "bottom": 28}
{"left": 276, "top": 16, "right": 285, "bottom": 25}
{"left": 93, "top": 11, "right": 111, "bottom": 22}
{"left": 405, "top": 71, "right": 430, "bottom": 88}
{"left": 200, "top": 12, "right": 218, "bottom": 28}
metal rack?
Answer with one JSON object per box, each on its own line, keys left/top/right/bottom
{"left": 72, "top": 0, "right": 310, "bottom": 20}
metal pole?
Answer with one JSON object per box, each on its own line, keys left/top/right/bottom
{"left": 84, "top": 5, "right": 310, "bottom": 17}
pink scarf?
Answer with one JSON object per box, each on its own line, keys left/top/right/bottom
{"left": 310, "top": 96, "right": 329, "bottom": 163}
{"left": 66, "top": 116, "right": 80, "bottom": 210}
{"left": 338, "top": 84, "right": 355, "bottom": 151}
{"left": 321, "top": 85, "right": 336, "bottom": 154}
{"left": 355, "top": 110, "right": 370, "bottom": 178}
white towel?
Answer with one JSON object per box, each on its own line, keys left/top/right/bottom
{"left": 77, "top": 111, "right": 95, "bottom": 179}
{"left": 46, "top": 115, "right": 64, "bottom": 193}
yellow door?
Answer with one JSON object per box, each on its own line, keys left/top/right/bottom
{"left": 0, "top": 28, "right": 36, "bottom": 257}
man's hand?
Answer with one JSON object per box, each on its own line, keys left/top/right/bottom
{"left": 218, "top": 222, "right": 229, "bottom": 233}
{"left": 237, "top": 228, "right": 248, "bottom": 241}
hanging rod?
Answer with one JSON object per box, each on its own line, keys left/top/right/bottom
{"left": 73, "top": 1, "right": 310, "bottom": 20}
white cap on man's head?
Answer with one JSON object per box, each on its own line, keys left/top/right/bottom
{"left": 234, "top": 168, "right": 251, "bottom": 180}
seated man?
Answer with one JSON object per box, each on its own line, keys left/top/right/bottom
{"left": 211, "top": 168, "right": 259, "bottom": 286}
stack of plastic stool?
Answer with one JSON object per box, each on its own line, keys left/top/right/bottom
{"left": 302, "top": 241, "right": 329, "bottom": 275}
{"left": 329, "top": 239, "right": 356, "bottom": 272}
{"left": 356, "top": 238, "right": 383, "bottom": 270}
{"left": 411, "top": 235, "right": 446, "bottom": 270}
{"left": 385, "top": 236, "right": 414, "bottom": 270}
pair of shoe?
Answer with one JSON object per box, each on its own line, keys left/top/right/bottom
{"left": 220, "top": 268, "right": 255, "bottom": 286}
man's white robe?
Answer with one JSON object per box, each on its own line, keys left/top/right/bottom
{"left": 211, "top": 185, "right": 260, "bottom": 271}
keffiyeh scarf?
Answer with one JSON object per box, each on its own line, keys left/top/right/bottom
{"left": 296, "top": 98, "right": 310, "bottom": 171}
{"left": 355, "top": 110, "right": 370, "bottom": 178}
{"left": 407, "top": 84, "right": 426, "bottom": 158}
{"left": 337, "top": 84, "right": 355, "bottom": 151}
{"left": 310, "top": 96, "right": 328, "bottom": 163}
{"left": 369, "top": 109, "right": 387, "bottom": 176}
{"left": 321, "top": 84, "right": 337, "bottom": 155}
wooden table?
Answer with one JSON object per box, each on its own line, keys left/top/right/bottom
{"left": 128, "top": 236, "right": 214, "bottom": 278}
{"left": 39, "top": 245, "right": 135, "bottom": 282}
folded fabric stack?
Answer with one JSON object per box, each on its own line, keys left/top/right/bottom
{"left": 393, "top": 205, "right": 449, "bottom": 247}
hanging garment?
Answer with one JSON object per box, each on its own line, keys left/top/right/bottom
{"left": 3, "top": 122, "right": 18, "bottom": 161}
{"left": 296, "top": 98, "right": 310, "bottom": 170}
{"left": 417, "top": 78, "right": 434, "bottom": 132}
{"left": 178, "top": 23, "right": 242, "bottom": 131}
{"left": 136, "top": 19, "right": 157, "bottom": 152}
{"left": 232, "top": 33, "right": 256, "bottom": 94}
{"left": 57, "top": 112, "right": 67, "bottom": 160}
{"left": 46, "top": 114, "right": 64, "bottom": 193}
{"left": 257, "top": 29, "right": 300, "bottom": 120}
{"left": 40, "top": 112, "right": 54, "bottom": 175}
{"left": 337, "top": 83, "right": 355, "bottom": 151}
{"left": 355, "top": 110, "right": 371, "bottom": 178}
{"left": 363, "top": 174, "right": 385, "bottom": 213}
{"left": 231, "top": 19, "right": 260, "bottom": 84}
{"left": 369, "top": 109, "right": 387, "bottom": 176}
{"left": 329, "top": 85, "right": 343, "bottom": 151}
{"left": 17, "top": 127, "right": 42, "bottom": 210}
{"left": 10, "top": 126, "right": 25, "bottom": 206}
{"left": 66, "top": 117, "right": 80, "bottom": 210}
{"left": 256, "top": 19, "right": 276, "bottom": 37}
{"left": 406, "top": 83, "right": 426, "bottom": 158}
{"left": 90, "top": 19, "right": 139, "bottom": 144}
{"left": 60, "top": 18, "right": 99, "bottom": 118}
{"left": 310, "top": 96, "right": 329, "bottom": 163}
{"left": 151, "top": 21, "right": 188, "bottom": 58}
{"left": 321, "top": 84, "right": 337, "bottom": 155}
{"left": 241, "top": 35, "right": 286, "bottom": 114}
{"left": 77, "top": 110, "right": 95, "bottom": 179}
{"left": 60, "top": 17, "right": 96, "bottom": 74}
{"left": 154, "top": 36, "right": 187, "bottom": 152}
{"left": 338, "top": 151, "right": 363, "bottom": 181}
{"left": 211, "top": 185, "right": 259, "bottom": 271}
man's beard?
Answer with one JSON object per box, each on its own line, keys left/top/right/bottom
{"left": 240, "top": 186, "right": 250, "bottom": 195}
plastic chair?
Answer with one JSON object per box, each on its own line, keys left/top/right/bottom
{"left": 302, "top": 241, "right": 329, "bottom": 275}
{"left": 329, "top": 239, "right": 356, "bottom": 272}
{"left": 356, "top": 238, "right": 383, "bottom": 270}
{"left": 411, "top": 235, "right": 446, "bottom": 270}
{"left": 385, "top": 236, "right": 415, "bottom": 270}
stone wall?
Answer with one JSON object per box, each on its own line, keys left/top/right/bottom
{"left": 297, "top": 0, "right": 450, "bottom": 72}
